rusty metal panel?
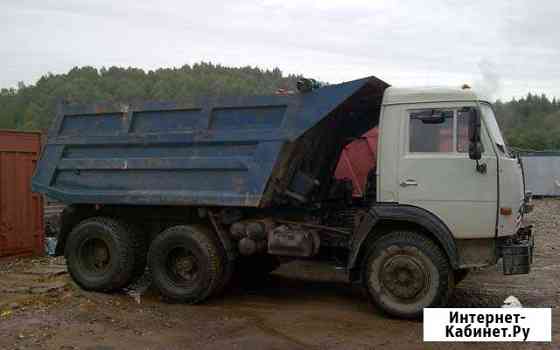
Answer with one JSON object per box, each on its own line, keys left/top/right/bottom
{"left": 0, "top": 130, "right": 44, "bottom": 257}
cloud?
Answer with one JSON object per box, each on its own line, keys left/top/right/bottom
{"left": 1, "top": 0, "right": 559, "bottom": 99}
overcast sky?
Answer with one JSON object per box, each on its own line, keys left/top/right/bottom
{"left": 1, "top": 0, "right": 558, "bottom": 100}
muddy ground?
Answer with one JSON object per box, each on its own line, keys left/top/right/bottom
{"left": 1, "top": 199, "right": 559, "bottom": 349}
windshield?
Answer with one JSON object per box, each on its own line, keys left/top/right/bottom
{"left": 480, "top": 103, "right": 508, "bottom": 154}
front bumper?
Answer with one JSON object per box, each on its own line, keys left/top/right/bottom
{"left": 498, "top": 225, "right": 533, "bottom": 275}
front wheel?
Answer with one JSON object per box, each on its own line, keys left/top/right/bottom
{"left": 362, "top": 231, "right": 452, "bottom": 319}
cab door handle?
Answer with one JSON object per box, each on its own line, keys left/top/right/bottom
{"left": 400, "top": 179, "right": 418, "bottom": 187}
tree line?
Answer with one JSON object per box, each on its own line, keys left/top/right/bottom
{"left": 494, "top": 94, "right": 560, "bottom": 151}
{"left": 0, "top": 63, "right": 301, "bottom": 131}
{"left": 1, "top": 63, "right": 558, "bottom": 150}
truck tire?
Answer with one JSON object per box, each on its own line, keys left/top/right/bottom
{"left": 65, "top": 217, "right": 137, "bottom": 292}
{"left": 148, "top": 225, "right": 223, "bottom": 303}
{"left": 362, "top": 231, "right": 451, "bottom": 319}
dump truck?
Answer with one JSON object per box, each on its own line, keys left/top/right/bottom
{"left": 32, "top": 76, "right": 534, "bottom": 318}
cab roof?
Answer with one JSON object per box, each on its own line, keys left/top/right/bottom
{"left": 382, "top": 86, "right": 490, "bottom": 105}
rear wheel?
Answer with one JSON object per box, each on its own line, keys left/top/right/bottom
{"left": 362, "top": 230, "right": 452, "bottom": 319}
{"left": 65, "top": 217, "right": 136, "bottom": 292}
{"left": 148, "top": 225, "right": 224, "bottom": 303}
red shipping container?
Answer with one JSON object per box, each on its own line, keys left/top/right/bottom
{"left": 0, "top": 130, "right": 44, "bottom": 257}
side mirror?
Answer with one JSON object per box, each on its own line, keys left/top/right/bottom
{"left": 464, "top": 107, "right": 482, "bottom": 160}
{"left": 468, "top": 142, "right": 483, "bottom": 161}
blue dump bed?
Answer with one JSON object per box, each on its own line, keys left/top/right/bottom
{"left": 32, "top": 76, "right": 388, "bottom": 207}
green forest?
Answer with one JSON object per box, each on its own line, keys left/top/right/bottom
{"left": 1, "top": 63, "right": 559, "bottom": 151}
{"left": 494, "top": 95, "right": 560, "bottom": 150}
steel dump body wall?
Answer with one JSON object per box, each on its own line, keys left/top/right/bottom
{"left": 0, "top": 130, "right": 44, "bottom": 258}
{"left": 32, "top": 77, "right": 389, "bottom": 207}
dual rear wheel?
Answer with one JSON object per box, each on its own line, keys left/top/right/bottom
{"left": 148, "top": 225, "right": 225, "bottom": 303}
{"left": 66, "top": 220, "right": 228, "bottom": 303}
{"left": 66, "top": 217, "right": 275, "bottom": 303}
{"left": 65, "top": 217, "right": 147, "bottom": 291}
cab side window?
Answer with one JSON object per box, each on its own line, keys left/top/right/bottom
{"left": 409, "top": 110, "right": 453, "bottom": 152}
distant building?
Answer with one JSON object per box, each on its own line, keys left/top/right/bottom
{"left": 519, "top": 151, "right": 560, "bottom": 196}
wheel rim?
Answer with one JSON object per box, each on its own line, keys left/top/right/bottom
{"left": 79, "top": 238, "right": 111, "bottom": 274}
{"left": 380, "top": 254, "right": 430, "bottom": 302}
{"left": 166, "top": 247, "right": 200, "bottom": 286}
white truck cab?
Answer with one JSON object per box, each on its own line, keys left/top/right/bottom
{"left": 376, "top": 86, "right": 532, "bottom": 270}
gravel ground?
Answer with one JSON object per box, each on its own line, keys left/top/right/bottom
{"left": 0, "top": 199, "right": 558, "bottom": 349}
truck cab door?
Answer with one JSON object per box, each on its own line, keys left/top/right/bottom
{"left": 396, "top": 106, "right": 497, "bottom": 239}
